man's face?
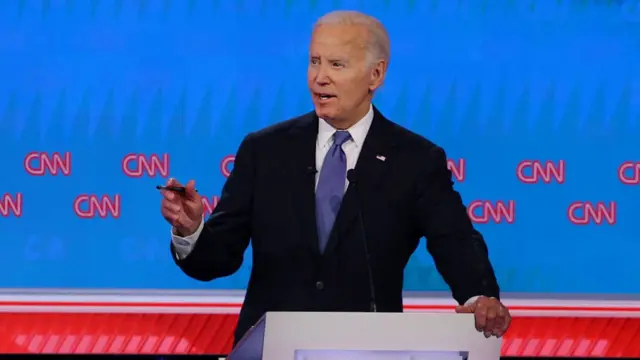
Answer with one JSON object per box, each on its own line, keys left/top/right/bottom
{"left": 308, "top": 24, "right": 384, "bottom": 126}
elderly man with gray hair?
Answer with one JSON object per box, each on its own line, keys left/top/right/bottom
{"left": 160, "top": 10, "right": 510, "bottom": 345}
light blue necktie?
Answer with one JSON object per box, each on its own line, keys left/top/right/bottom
{"left": 316, "top": 131, "right": 352, "bottom": 253}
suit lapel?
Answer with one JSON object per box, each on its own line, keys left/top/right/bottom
{"left": 323, "top": 107, "right": 397, "bottom": 255}
{"left": 287, "top": 112, "right": 322, "bottom": 257}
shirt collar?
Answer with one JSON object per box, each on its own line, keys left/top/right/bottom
{"left": 317, "top": 104, "right": 374, "bottom": 148}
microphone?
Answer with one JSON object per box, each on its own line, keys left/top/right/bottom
{"left": 347, "top": 169, "right": 378, "bottom": 313}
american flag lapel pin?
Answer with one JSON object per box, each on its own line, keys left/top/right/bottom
{"left": 376, "top": 155, "right": 386, "bottom": 161}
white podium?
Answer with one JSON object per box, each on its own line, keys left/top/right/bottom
{"left": 227, "top": 312, "right": 502, "bottom": 360}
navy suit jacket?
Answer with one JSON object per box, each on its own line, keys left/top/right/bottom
{"left": 171, "top": 106, "right": 500, "bottom": 345}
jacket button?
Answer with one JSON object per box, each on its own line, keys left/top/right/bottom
{"left": 315, "top": 281, "right": 324, "bottom": 290}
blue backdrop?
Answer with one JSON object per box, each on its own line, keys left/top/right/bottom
{"left": 1, "top": 0, "right": 639, "bottom": 293}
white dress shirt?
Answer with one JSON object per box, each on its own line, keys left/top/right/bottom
{"left": 170, "top": 104, "right": 479, "bottom": 306}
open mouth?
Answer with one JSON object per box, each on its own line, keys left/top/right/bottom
{"left": 315, "top": 93, "right": 337, "bottom": 101}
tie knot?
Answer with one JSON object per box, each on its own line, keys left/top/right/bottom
{"left": 333, "top": 131, "right": 351, "bottom": 147}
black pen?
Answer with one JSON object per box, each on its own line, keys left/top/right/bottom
{"left": 156, "top": 185, "right": 198, "bottom": 193}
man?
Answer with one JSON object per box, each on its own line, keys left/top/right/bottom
{"left": 160, "top": 10, "right": 511, "bottom": 345}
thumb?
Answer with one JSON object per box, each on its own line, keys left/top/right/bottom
{"left": 455, "top": 304, "right": 475, "bottom": 313}
{"left": 185, "top": 180, "right": 198, "bottom": 198}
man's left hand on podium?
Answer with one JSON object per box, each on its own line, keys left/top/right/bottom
{"left": 455, "top": 296, "right": 511, "bottom": 338}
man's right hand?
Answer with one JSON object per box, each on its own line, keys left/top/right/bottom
{"left": 160, "top": 178, "right": 203, "bottom": 237}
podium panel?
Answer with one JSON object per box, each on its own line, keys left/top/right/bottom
{"left": 295, "top": 350, "right": 466, "bottom": 360}
{"left": 229, "top": 312, "right": 501, "bottom": 360}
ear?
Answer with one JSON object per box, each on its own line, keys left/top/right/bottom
{"left": 368, "top": 59, "right": 387, "bottom": 93}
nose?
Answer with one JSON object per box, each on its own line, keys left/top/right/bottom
{"left": 314, "top": 64, "right": 330, "bottom": 85}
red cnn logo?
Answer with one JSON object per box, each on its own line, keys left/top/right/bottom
{"left": 516, "top": 160, "right": 565, "bottom": 184}
{"left": 202, "top": 196, "right": 220, "bottom": 218}
{"left": 568, "top": 201, "right": 616, "bottom": 225}
{"left": 220, "top": 155, "right": 235, "bottom": 178}
{"left": 447, "top": 159, "right": 465, "bottom": 182}
{"left": 24, "top": 151, "right": 71, "bottom": 176}
{"left": 73, "top": 194, "right": 121, "bottom": 219}
{"left": 467, "top": 200, "right": 515, "bottom": 224}
{"left": 618, "top": 162, "right": 640, "bottom": 185}
{"left": 0, "top": 193, "right": 22, "bottom": 217}
{"left": 122, "top": 153, "right": 170, "bottom": 178}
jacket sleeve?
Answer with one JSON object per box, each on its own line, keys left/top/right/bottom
{"left": 413, "top": 145, "right": 500, "bottom": 304}
{"left": 171, "top": 133, "right": 256, "bottom": 281}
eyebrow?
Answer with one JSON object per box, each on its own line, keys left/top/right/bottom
{"left": 309, "top": 55, "right": 348, "bottom": 62}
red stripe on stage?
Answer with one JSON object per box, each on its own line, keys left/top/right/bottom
{"left": 1, "top": 313, "right": 640, "bottom": 357}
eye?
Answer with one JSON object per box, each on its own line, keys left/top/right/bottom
{"left": 310, "top": 58, "right": 320, "bottom": 65}
{"left": 331, "top": 62, "right": 344, "bottom": 68}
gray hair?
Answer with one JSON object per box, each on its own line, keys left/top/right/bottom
{"left": 314, "top": 10, "right": 391, "bottom": 67}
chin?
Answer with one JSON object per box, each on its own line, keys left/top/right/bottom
{"left": 314, "top": 107, "right": 338, "bottom": 121}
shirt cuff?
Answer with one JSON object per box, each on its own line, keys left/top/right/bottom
{"left": 464, "top": 295, "right": 481, "bottom": 306}
{"left": 171, "top": 219, "right": 204, "bottom": 259}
